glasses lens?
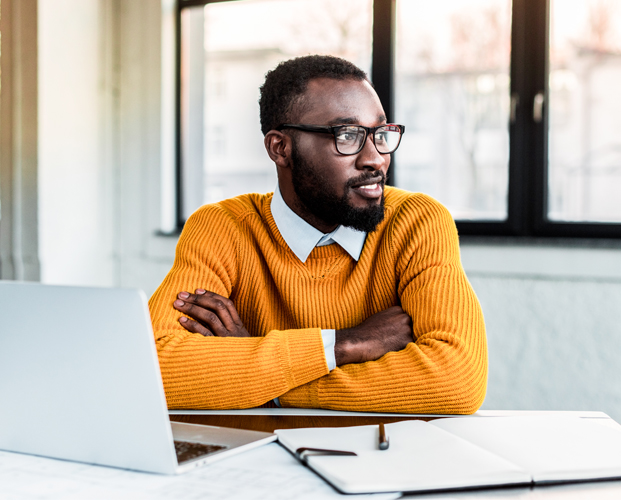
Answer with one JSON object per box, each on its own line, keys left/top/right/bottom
{"left": 374, "top": 125, "right": 402, "bottom": 153}
{"left": 335, "top": 126, "right": 366, "bottom": 154}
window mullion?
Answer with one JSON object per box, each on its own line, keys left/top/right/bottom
{"left": 506, "top": 0, "right": 547, "bottom": 236}
{"left": 372, "top": 0, "right": 396, "bottom": 185}
{"left": 528, "top": 0, "right": 550, "bottom": 236}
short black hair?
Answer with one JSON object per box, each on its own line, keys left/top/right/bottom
{"left": 259, "top": 55, "right": 369, "bottom": 136}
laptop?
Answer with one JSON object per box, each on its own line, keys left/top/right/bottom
{"left": 0, "top": 281, "right": 276, "bottom": 474}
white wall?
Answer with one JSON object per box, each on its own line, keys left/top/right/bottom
{"left": 36, "top": 0, "right": 621, "bottom": 421}
{"left": 38, "top": 0, "right": 174, "bottom": 291}
{"left": 462, "top": 243, "right": 621, "bottom": 421}
{"left": 38, "top": 0, "right": 118, "bottom": 287}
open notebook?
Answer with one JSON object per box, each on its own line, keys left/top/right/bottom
{"left": 275, "top": 416, "right": 621, "bottom": 494}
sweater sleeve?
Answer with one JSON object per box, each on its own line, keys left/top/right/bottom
{"left": 149, "top": 205, "right": 329, "bottom": 409}
{"left": 278, "top": 196, "right": 488, "bottom": 414}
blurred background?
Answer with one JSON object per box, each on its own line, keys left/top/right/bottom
{"left": 1, "top": 0, "right": 620, "bottom": 419}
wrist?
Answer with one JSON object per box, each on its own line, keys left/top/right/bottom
{"left": 335, "top": 329, "right": 358, "bottom": 366}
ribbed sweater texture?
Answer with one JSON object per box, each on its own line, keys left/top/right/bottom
{"left": 149, "top": 187, "right": 488, "bottom": 413}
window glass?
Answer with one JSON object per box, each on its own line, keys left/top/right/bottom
{"left": 548, "top": 0, "right": 621, "bottom": 222}
{"left": 394, "top": 0, "right": 512, "bottom": 220}
{"left": 180, "top": 0, "right": 373, "bottom": 219}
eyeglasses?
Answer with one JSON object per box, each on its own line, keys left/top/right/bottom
{"left": 276, "top": 123, "right": 406, "bottom": 156}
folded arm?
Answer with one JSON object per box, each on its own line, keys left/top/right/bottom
{"left": 150, "top": 206, "right": 330, "bottom": 409}
{"left": 278, "top": 200, "right": 488, "bottom": 414}
{"left": 168, "top": 288, "right": 414, "bottom": 408}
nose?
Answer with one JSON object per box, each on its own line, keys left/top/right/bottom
{"left": 355, "top": 131, "right": 389, "bottom": 172}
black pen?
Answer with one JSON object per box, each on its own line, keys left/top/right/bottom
{"left": 378, "top": 423, "right": 389, "bottom": 450}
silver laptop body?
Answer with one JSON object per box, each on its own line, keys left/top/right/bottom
{"left": 0, "top": 281, "right": 275, "bottom": 474}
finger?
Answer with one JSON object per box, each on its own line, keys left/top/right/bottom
{"left": 178, "top": 316, "right": 213, "bottom": 337}
{"left": 191, "top": 290, "right": 242, "bottom": 331}
{"left": 174, "top": 298, "right": 229, "bottom": 336}
{"left": 196, "top": 288, "right": 244, "bottom": 328}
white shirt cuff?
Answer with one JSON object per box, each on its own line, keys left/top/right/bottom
{"left": 321, "top": 329, "right": 337, "bottom": 371}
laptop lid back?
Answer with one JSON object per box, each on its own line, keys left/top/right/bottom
{"left": 0, "top": 282, "right": 178, "bottom": 474}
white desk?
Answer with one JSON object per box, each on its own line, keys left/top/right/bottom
{"left": 2, "top": 410, "right": 621, "bottom": 499}
{"left": 168, "top": 408, "right": 612, "bottom": 418}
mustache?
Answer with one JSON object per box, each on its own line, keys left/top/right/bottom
{"left": 346, "top": 171, "right": 386, "bottom": 188}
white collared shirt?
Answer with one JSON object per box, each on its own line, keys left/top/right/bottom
{"left": 270, "top": 186, "right": 367, "bottom": 372}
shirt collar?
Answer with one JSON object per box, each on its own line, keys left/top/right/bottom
{"left": 270, "top": 186, "right": 367, "bottom": 263}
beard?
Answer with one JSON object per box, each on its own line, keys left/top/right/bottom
{"left": 290, "top": 141, "right": 386, "bottom": 233}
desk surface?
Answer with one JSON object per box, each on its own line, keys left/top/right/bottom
{"left": 3, "top": 410, "right": 621, "bottom": 500}
{"left": 168, "top": 409, "right": 621, "bottom": 499}
{"left": 168, "top": 408, "right": 615, "bottom": 433}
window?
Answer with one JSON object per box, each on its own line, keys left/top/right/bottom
{"left": 177, "top": 0, "right": 621, "bottom": 238}
{"left": 178, "top": 0, "right": 372, "bottom": 221}
{"left": 548, "top": 0, "right": 621, "bottom": 223}
{"left": 395, "top": 1, "right": 512, "bottom": 221}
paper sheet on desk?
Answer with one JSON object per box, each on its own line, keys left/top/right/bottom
{"left": 0, "top": 443, "right": 401, "bottom": 500}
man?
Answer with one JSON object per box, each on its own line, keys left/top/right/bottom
{"left": 149, "top": 55, "right": 487, "bottom": 413}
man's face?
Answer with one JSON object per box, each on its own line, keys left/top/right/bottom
{"left": 287, "top": 78, "right": 391, "bottom": 233}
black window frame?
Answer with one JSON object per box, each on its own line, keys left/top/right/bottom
{"left": 176, "top": 0, "right": 621, "bottom": 239}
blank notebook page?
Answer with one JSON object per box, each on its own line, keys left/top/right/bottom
{"left": 276, "top": 420, "right": 530, "bottom": 494}
{"left": 431, "top": 416, "right": 621, "bottom": 482}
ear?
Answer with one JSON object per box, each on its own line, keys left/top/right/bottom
{"left": 264, "top": 130, "right": 292, "bottom": 169}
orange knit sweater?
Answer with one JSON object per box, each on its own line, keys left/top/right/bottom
{"left": 149, "top": 187, "right": 487, "bottom": 413}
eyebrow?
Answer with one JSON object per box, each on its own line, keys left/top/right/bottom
{"left": 328, "top": 115, "right": 387, "bottom": 126}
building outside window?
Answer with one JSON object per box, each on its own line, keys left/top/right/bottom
{"left": 178, "top": 0, "right": 621, "bottom": 237}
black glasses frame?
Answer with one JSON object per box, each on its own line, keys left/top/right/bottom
{"left": 276, "top": 123, "right": 405, "bottom": 156}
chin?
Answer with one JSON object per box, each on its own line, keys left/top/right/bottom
{"left": 341, "top": 197, "right": 386, "bottom": 233}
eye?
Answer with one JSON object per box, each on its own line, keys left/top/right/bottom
{"left": 336, "top": 126, "right": 363, "bottom": 143}
{"left": 376, "top": 131, "right": 388, "bottom": 144}
{"left": 339, "top": 132, "right": 357, "bottom": 142}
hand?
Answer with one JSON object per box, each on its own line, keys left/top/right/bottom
{"left": 173, "top": 290, "right": 250, "bottom": 337}
{"left": 335, "top": 306, "right": 413, "bottom": 365}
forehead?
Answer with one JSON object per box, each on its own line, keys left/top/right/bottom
{"left": 294, "top": 77, "right": 386, "bottom": 125}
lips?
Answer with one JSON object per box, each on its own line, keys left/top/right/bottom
{"left": 349, "top": 173, "right": 385, "bottom": 188}
{"left": 350, "top": 177, "right": 384, "bottom": 199}
{"left": 356, "top": 183, "right": 381, "bottom": 190}
{"left": 352, "top": 179, "right": 381, "bottom": 188}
